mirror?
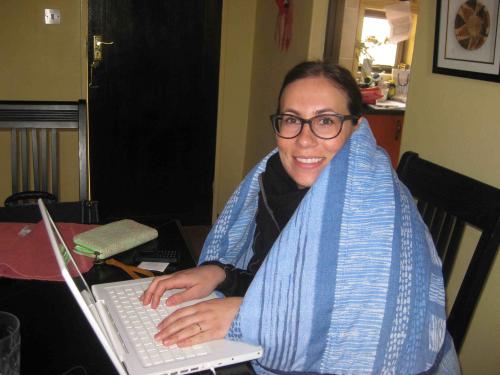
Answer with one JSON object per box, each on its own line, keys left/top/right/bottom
{"left": 325, "top": 0, "right": 419, "bottom": 78}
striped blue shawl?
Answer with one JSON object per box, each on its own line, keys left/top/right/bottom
{"left": 199, "top": 121, "right": 449, "bottom": 374}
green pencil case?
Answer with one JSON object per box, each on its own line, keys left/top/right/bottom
{"left": 73, "top": 219, "right": 158, "bottom": 260}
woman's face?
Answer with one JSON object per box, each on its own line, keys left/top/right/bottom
{"left": 277, "top": 76, "right": 358, "bottom": 188}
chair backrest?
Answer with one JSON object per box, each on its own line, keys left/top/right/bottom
{"left": 0, "top": 200, "right": 99, "bottom": 224}
{"left": 396, "top": 151, "right": 500, "bottom": 353}
{"left": 0, "top": 100, "right": 88, "bottom": 202}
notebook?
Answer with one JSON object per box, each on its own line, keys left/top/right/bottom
{"left": 38, "top": 199, "right": 263, "bottom": 375}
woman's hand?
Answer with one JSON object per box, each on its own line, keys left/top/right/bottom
{"left": 140, "top": 265, "right": 226, "bottom": 309}
{"left": 154, "top": 297, "right": 243, "bottom": 347}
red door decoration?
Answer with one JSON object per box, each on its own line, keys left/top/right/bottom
{"left": 275, "top": 0, "right": 293, "bottom": 51}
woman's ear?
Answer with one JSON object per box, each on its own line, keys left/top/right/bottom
{"left": 349, "top": 117, "right": 362, "bottom": 134}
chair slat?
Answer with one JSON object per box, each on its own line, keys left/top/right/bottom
{"left": 429, "top": 207, "right": 445, "bottom": 244}
{"left": 442, "top": 219, "right": 465, "bottom": 287}
{"left": 447, "top": 220, "right": 500, "bottom": 352}
{"left": 20, "top": 129, "right": 29, "bottom": 191}
{"left": 435, "top": 214, "right": 455, "bottom": 259}
{"left": 78, "top": 100, "right": 88, "bottom": 201}
{"left": 40, "top": 128, "right": 48, "bottom": 192}
{"left": 422, "top": 203, "right": 436, "bottom": 228}
{"left": 417, "top": 199, "right": 427, "bottom": 217}
{"left": 10, "top": 129, "right": 18, "bottom": 193}
{"left": 32, "top": 129, "right": 40, "bottom": 191}
{"left": 51, "top": 129, "right": 58, "bottom": 200}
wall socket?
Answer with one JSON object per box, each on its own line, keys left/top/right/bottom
{"left": 44, "top": 9, "right": 61, "bottom": 24}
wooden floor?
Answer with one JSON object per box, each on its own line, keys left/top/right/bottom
{"left": 182, "top": 225, "right": 211, "bottom": 261}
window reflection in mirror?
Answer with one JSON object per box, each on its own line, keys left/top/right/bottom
{"left": 324, "top": 0, "right": 419, "bottom": 77}
{"left": 358, "top": 10, "right": 400, "bottom": 71}
{"left": 356, "top": 2, "right": 418, "bottom": 75}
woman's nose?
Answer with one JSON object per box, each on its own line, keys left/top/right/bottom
{"left": 296, "top": 123, "right": 318, "bottom": 147}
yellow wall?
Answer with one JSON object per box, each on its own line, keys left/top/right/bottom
{"left": 213, "top": 0, "right": 328, "bottom": 216}
{"left": 308, "top": 0, "right": 329, "bottom": 60}
{"left": 212, "top": 0, "right": 258, "bottom": 220}
{"left": 339, "top": 0, "right": 361, "bottom": 71}
{"left": 243, "top": 0, "right": 322, "bottom": 171}
{"left": 0, "top": 0, "right": 86, "bottom": 203}
{"left": 401, "top": 1, "right": 500, "bottom": 373}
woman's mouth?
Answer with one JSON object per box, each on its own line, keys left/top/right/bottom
{"left": 294, "top": 157, "right": 324, "bottom": 167}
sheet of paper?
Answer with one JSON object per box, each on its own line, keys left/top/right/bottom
{"left": 368, "top": 100, "right": 406, "bottom": 110}
{"left": 385, "top": 2, "right": 412, "bottom": 43}
{"left": 138, "top": 261, "right": 169, "bottom": 272}
{"left": 18, "top": 225, "right": 33, "bottom": 237}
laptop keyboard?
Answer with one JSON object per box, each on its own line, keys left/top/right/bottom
{"left": 107, "top": 284, "right": 210, "bottom": 368}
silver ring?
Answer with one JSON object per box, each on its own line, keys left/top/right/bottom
{"left": 195, "top": 322, "right": 203, "bottom": 332}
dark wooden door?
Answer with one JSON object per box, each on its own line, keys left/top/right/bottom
{"left": 88, "top": 0, "right": 222, "bottom": 225}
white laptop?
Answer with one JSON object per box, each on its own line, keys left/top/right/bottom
{"left": 38, "top": 199, "right": 262, "bottom": 375}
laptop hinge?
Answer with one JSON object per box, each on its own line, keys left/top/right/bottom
{"left": 94, "top": 300, "right": 127, "bottom": 361}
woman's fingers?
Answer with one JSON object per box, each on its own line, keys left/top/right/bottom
{"left": 156, "top": 316, "right": 207, "bottom": 345}
{"left": 141, "top": 272, "right": 195, "bottom": 308}
{"left": 157, "top": 305, "right": 199, "bottom": 332}
{"left": 154, "top": 305, "right": 207, "bottom": 344}
{"left": 140, "top": 265, "right": 226, "bottom": 308}
{"left": 139, "top": 274, "right": 170, "bottom": 303}
{"left": 155, "top": 297, "right": 243, "bottom": 347}
{"left": 140, "top": 274, "right": 173, "bottom": 307}
{"left": 142, "top": 275, "right": 182, "bottom": 309}
{"left": 164, "top": 287, "right": 203, "bottom": 306}
{"left": 177, "top": 330, "right": 213, "bottom": 347}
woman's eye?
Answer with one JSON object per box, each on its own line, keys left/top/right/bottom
{"left": 284, "top": 116, "right": 299, "bottom": 124}
{"left": 318, "top": 116, "right": 335, "bottom": 125}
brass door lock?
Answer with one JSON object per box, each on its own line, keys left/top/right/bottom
{"left": 91, "top": 35, "right": 114, "bottom": 68}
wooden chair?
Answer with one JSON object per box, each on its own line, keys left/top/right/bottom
{"left": 396, "top": 151, "right": 500, "bottom": 353}
{"left": 0, "top": 100, "right": 88, "bottom": 204}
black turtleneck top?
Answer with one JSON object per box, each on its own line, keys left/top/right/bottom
{"left": 202, "top": 153, "right": 309, "bottom": 297}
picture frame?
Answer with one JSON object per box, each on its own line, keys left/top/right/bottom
{"left": 433, "top": 0, "right": 500, "bottom": 82}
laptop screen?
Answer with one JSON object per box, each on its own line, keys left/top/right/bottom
{"left": 38, "top": 199, "right": 96, "bottom": 305}
{"left": 38, "top": 199, "right": 128, "bottom": 375}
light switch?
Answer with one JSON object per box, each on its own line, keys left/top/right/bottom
{"left": 44, "top": 9, "right": 61, "bottom": 24}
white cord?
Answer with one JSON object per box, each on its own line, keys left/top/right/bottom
{"left": 209, "top": 368, "right": 216, "bottom": 375}
{"left": 61, "top": 366, "right": 88, "bottom": 375}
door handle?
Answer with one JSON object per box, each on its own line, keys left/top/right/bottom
{"left": 91, "top": 35, "right": 115, "bottom": 68}
{"left": 96, "top": 40, "right": 114, "bottom": 47}
{"left": 395, "top": 120, "right": 402, "bottom": 141}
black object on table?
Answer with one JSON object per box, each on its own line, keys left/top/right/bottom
{"left": 0, "top": 220, "right": 255, "bottom": 375}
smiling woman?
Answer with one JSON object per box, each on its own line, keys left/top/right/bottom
{"left": 273, "top": 64, "right": 361, "bottom": 188}
{"left": 141, "top": 61, "right": 460, "bottom": 375}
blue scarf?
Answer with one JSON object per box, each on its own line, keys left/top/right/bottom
{"left": 199, "top": 121, "right": 450, "bottom": 374}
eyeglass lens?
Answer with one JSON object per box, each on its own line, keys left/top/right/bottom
{"left": 273, "top": 114, "right": 344, "bottom": 139}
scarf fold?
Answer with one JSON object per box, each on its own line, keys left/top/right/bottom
{"left": 261, "top": 152, "right": 309, "bottom": 231}
{"left": 199, "top": 121, "right": 448, "bottom": 374}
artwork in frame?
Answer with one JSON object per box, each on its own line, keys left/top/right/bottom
{"left": 433, "top": 0, "right": 500, "bottom": 82}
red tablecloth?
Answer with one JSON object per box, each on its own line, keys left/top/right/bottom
{"left": 0, "top": 221, "right": 98, "bottom": 281}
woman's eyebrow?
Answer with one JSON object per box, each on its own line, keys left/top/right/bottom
{"left": 315, "top": 108, "right": 340, "bottom": 115}
{"left": 281, "top": 109, "right": 301, "bottom": 115}
{"left": 282, "top": 108, "right": 339, "bottom": 115}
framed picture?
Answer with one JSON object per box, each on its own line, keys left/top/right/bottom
{"left": 433, "top": 0, "right": 500, "bottom": 82}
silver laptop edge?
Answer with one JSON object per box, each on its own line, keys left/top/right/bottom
{"left": 38, "top": 199, "right": 262, "bottom": 375}
{"left": 38, "top": 199, "right": 128, "bottom": 375}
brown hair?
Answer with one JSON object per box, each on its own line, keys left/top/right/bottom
{"left": 277, "top": 61, "right": 362, "bottom": 118}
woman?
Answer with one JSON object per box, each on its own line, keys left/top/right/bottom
{"left": 142, "top": 61, "right": 459, "bottom": 374}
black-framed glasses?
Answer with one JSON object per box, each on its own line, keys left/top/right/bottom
{"left": 270, "top": 113, "right": 359, "bottom": 140}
